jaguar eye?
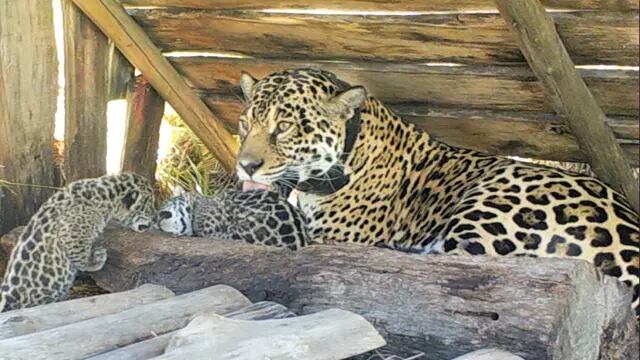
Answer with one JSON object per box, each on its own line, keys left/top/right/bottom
{"left": 277, "top": 121, "right": 292, "bottom": 132}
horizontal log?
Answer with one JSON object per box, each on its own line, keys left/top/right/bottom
{"left": 91, "top": 229, "right": 639, "bottom": 360}
{"left": 159, "top": 309, "right": 385, "bottom": 360}
{"left": 0, "top": 285, "right": 251, "bottom": 360}
{"left": 128, "top": 9, "right": 639, "bottom": 65}
{"left": 172, "top": 57, "right": 640, "bottom": 116}
{"left": 199, "top": 95, "right": 640, "bottom": 166}
{"left": 121, "top": 0, "right": 640, "bottom": 12}
{"left": 89, "top": 301, "right": 295, "bottom": 360}
{"left": 0, "top": 284, "right": 174, "bottom": 340}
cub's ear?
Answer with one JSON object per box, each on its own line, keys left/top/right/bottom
{"left": 240, "top": 71, "right": 258, "bottom": 102}
{"left": 325, "top": 86, "right": 367, "bottom": 119}
{"left": 122, "top": 190, "right": 139, "bottom": 209}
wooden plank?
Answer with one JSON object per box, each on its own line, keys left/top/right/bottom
{"left": 496, "top": 0, "right": 639, "bottom": 211}
{"left": 121, "top": 76, "right": 164, "bottom": 181}
{"left": 89, "top": 228, "right": 640, "bottom": 360}
{"left": 121, "top": 0, "right": 640, "bottom": 12}
{"left": 172, "top": 57, "right": 640, "bottom": 116}
{"left": 63, "top": 0, "right": 109, "bottom": 181}
{"left": 107, "top": 42, "right": 134, "bottom": 100}
{"left": 0, "top": 284, "right": 174, "bottom": 340}
{"left": 0, "top": 0, "right": 59, "bottom": 235}
{"left": 70, "top": 0, "right": 238, "bottom": 171}
{"left": 0, "top": 285, "right": 251, "bottom": 360}
{"left": 200, "top": 95, "right": 640, "bottom": 167}
{"left": 127, "top": 9, "right": 639, "bottom": 66}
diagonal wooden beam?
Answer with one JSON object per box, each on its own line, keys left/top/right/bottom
{"left": 70, "top": 0, "right": 238, "bottom": 172}
{"left": 495, "top": 0, "right": 639, "bottom": 212}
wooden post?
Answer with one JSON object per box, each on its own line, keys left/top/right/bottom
{"left": 70, "top": 0, "right": 239, "bottom": 171}
{"left": 494, "top": 0, "right": 640, "bottom": 212}
{"left": 0, "top": 0, "right": 59, "bottom": 235}
{"left": 121, "top": 76, "right": 164, "bottom": 182}
{"left": 62, "top": 0, "right": 109, "bottom": 181}
{"left": 107, "top": 43, "right": 134, "bottom": 101}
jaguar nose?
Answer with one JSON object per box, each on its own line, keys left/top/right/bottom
{"left": 158, "top": 210, "right": 173, "bottom": 219}
{"left": 239, "top": 159, "right": 265, "bottom": 176}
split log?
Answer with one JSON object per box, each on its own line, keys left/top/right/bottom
{"left": 0, "top": 284, "right": 174, "bottom": 340}
{"left": 157, "top": 308, "right": 385, "bottom": 360}
{"left": 89, "top": 301, "right": 295, "bottom": 360}
{"left": 90, "top": 229, "right": 639, "bottom": 360}
{"left": 0, "top": 285, "right": 250, "bottom": 360}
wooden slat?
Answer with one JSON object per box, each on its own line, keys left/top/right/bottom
{"left": 171, "top": 57, "right": 640, "bottom": 116}
{"left": 200, "top": 95, "right": 640, "bottom": 167}
{"left": 127, "top": 9, "right": 639, "bottom": 65}
{"left": 71, "top": 0, "right": 239, "bottom": 171}
{"left": 121, "top": 0, "right": 640, "bottom": 12}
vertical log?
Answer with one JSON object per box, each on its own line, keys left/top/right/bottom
{"left": 121, "top": 76, "right": 165, "bottom": 182}
{"left": 0, "top": 0, "right": 59, "bottom": 235}
{"left": 62, "top": 0, "right": 109, "bottom": 181}
{"left": 107, "top": 43, "right": 134, "bottom": 101}
{"left": 495, "top": 0, "right": 640, "bottom": 212}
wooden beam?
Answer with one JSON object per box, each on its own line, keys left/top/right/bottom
{"left": 70, "top": 0, "right": 238, "bottom": 171}
{"left": 121, "top": 76, "right": 164, "bottom": 182}
{"left": 495, "top": 0, "right": 640, "bottom": 212}
{"left": 107, "top": 42, "right": 134, "bottom": 100}
{"left": 63, "top": 0, "right": 109, "bottom": 181}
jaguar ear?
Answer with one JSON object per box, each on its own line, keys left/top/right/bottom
{"left": 122, "top": 190, "right": 139, "bottom": 209}
{"left": 240, "top": 71, "right": 258, "bottom": 102}
{"left": 325, "top": 86, "right": 367, "bottom": 119}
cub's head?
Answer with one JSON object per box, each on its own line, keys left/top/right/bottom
{"left": 156, "top": 194, "right": 195, "bottom": 236}
{"left": 109, "top": 173, "right": 156, "bottom": 232}
{"left": 236, "top": 69, "right": 366, "bottom": 186}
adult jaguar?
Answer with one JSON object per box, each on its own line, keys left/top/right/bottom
{"left": 234, "top": 68, "right": 639, "bottom": 317}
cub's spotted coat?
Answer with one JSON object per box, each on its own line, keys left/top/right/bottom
{"left": 0, "top": 173, "right": 155, "bottom": 311}
{"left": 235, "top": 68, "right": 640, "bottom": 317}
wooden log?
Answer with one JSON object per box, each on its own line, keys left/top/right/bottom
{"left": 90, "top": 229, "right": 639, "bottom": 360}
{"left": 63, "top": 0, "right": 110, "bottom": 181}
{"left": 107, "top": 42, "right": 134, "bottom": 100}
{"left": 495, "top": 1, "right": 640, "bottom": 212}
{"left": 0, "top": 0, "right": 59, "bottom": 235}
{"left": 201, "top": 95, "right": 640, "bottom": 167}
{"left": 0, "top": 285, "right": 251, "bottom": 360}
{"left": 121, "top": 76, "right": 165, "bottom": 181}
{"left": 127, "top": 8, "right": 639, "bottom": 66}
{"left": 174, "top": 57, "right": 640, "bottom": 116}
{"left": 0, "top": 284, "right": 174, "bottom": 340}
{"left": 158, "top": 309, "right": 385, "bottom": 360}
{"left": 70, "top": 0, "right": 238, "bottom": 171}
{"left": 121, "top": 0, "right": 640, "bottom": 11}
{"left": 89, "top": 301, "right": 295, "bottom": 360}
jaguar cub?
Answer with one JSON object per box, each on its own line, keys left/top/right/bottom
{"left": 156, "top": 190, "right": 309, "bottom": 250}
{"left": 0, "top": 173, "right": 155, "bottom": 311}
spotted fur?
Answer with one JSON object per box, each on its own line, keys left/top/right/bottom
{"left": 0, "top": 173, "right": 155, "bottom": 311}
{"left": 156, "top": 190, "right": 309, "bottom": 250}
{"left": 235, "top": 68, "right": 640, "bottom": 317}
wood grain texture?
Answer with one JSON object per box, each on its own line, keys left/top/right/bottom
{"left": 0, "top": 0, "right": 59, "bottom": 235}
{"left": 172, "top": 57, "right": 640, "bottom": 116}
{"left": 127, "top": 9, "right": 639, "bottom": 65}
{"left": 90, "top": 229, "right": 639, "bottom": 360}
{"left": 121, "top": 0, "right": 640, "bottom": 11}
{"left": 107, "top": 42, "right": 134, "bottom": 100}
{"left": 63, "top": 0, "right": 110, "bottom": 181}
{"left": 200, "top": 95, "right": 640, "bottom": 166}
{"left": 496, "top": 0, "right": 640, "bottom": 211}
{"left": 70, "top": 0, "right": 239, "bottom": 171}
{"left": 121, "top": 76, "right": 164, "bottom": 181}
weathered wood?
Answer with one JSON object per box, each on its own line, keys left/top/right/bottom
{"left": 121, "top": 76, "right": 165, "bottom": 181}
{"left": 159, "top": 309, "right": 385, "bottom": 360}
{"left": 127, "top": 9, "right": 639, "bottom": 65}
{"left": 496, "top": 0, "right": 640, "bottom": 212}
{"left": 174, "top": 57, "right": 640, "bottom": 116}
{"left": 63, "top": 0, "right": 110, "bottom": 181}
{"left": 452, "top": 349, "right": 524, "bottom": 360}
{"left": 121, "top": 0, "right": 640, "bottom": 12}
{"left": 0, "top": 284, "right": 174, "bottom": 340}
{"left": 70, "top": 0, "right": 238, "bottom": 171}
{"left": 201, "top": 95, "right": 640, "bottom": 166}
{"left": 0, "top": 0, "right": 59, "bottom": 235}
{"left": 107, "top": 42, "right": 134, "bottom": 100}
{"left": 91, "top": 229, "right": 639, "bottom": 360}
{"left": 0, "top": 285, "right": 250, "bottom": 360}
{"left": 89, "top": 301, "right": 295, "bottom": 360}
